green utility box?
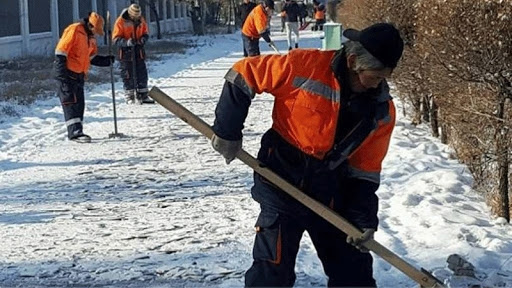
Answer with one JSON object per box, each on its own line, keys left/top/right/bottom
{"left": 322, "top": 23, "right": 342, "bottom": 50}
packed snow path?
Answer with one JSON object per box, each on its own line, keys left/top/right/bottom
{"left": 1, "top": 27, "right": 512, "bottom": 287}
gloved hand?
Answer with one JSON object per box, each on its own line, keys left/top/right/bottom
{"left": 211, "top": 134, "right": 242, "bottom": 164}
{"left": 346, "top": 228, "right": 375, "bottom": 253}
{"left": 126, "top": 38, "right": 135, "bottom": 47}
{"left": 109, "top": 55, "right": 115, "bottom": 64}
{"left": 139, "top": 36, "right": 147, "bottom": 46}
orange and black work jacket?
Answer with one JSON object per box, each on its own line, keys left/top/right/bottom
{"left": 54, "top": 19, "right": 111, "bottom": 82}
{"left": 112, "top": 9, "right": 149, "bottom": 61}
{"left": 212, "top": 49, "right": 396, "bottom": 229}
{"left": 242, "top": 4, "right": 272, "bottom": 43}
{"left": 314, "top": 6, "right": 325, "bottom": 20}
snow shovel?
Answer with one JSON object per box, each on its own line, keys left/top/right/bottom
{"left": 148, "top": 86, "right": 445, "bottom": 288}
{"left": 106, "top": 11, "right": 124, "bottom": 139}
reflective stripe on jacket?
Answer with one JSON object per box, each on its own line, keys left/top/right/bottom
{"left": 220, "top": 49, "right": 395, "bottom": 183}
{"left": 55, "top": 23, "right": 98, "bottom": 75}
{"left": 242, "top": 4, "right": 269, "bottom": 39}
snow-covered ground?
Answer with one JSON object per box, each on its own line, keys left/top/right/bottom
{"left": 1, "top": 18, "right": 512, "bottom": 288}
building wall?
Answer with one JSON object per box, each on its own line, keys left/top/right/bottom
{"left": 0, "top": 0, "right": 192, "bottom": 61}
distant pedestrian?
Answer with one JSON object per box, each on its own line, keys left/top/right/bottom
{"left": 54, "top": 12, "right": 114, "bottom": 143}
{"left": 282, "top": 0, "right": 300, "bottom": 50}
{"left": 241, "top": 0, "right": 277, "bottom": 57}
{"left": 189, "top": 2, "right": 203, "bottom": 36}
{"left": 298, "top": 1, "right": 308, "bottom": 27}
{"left": 112, "top": 4, "right": 154, "bottom": 104}
{"left": 313, "top": 3, "right": 326, "bottom": 31}
{"left": 280, "top": 10, "right": 286, "bottom": 32}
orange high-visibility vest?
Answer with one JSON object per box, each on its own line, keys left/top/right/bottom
{"left": 315, "top": 8, "right": 325, "bottom": 20}
{"left": 242, "top": 4, "right": 270, "bottom": 39}
{"left": 226, "top": 49, "right": 395, "bottom": 180}
{"left": 55, "top": 23, "right": 98, "bottom": 74}
{"left": 112, "top": 14, "right": 149, "bottom": 42}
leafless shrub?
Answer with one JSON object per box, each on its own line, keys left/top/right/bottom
{"left": 339, "top": 0, "right": 512, "bottom": 221}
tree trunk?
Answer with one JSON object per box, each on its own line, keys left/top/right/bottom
{"left": 141, "top": 0, "right": 162, "bottom": 39}
{"left": 150, "top": 4, "right": 161, "bottom": 39}
{"left": 326, "top": 1, "right": 338, "bottom": 22}
{"left": 412, "top": 96, "right": 422, "bottom": 125}
{"left": 227, "top": 0, "right": 233, "bottom": 33}
{"left": 430, "top": 97, "right": 439, "bottom": 138}
{"left": 440, "top": 123, "right": 449, "bottom": 144}
{"left": 422, "top": 94, "right": 430, "bottom": 123}
{"left": 495, "top": 95, "right": 510, "bottom": 222}
{"left": 199, "top": 1, "right": 206, "bottom": 35}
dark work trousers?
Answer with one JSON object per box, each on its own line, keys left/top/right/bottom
{"left": 57, "top": 75, "right": 85, "bottom": 139}
{"left": 245, "top": 130, "right": 376, "bottom": 287}
{"left": 242, "top": 34, "right": 261, "bottom": 57}
{"left": 119, "top": 45, "right": 148, "bottom": 96}
{"left": 245, "top": 176, "right": 376, "bottom": 287}
{"left": 120, "top": 59, "right": 148, "bottom": 95}
{"left": 313, "top": 19, "right": 326, "bottom": 31}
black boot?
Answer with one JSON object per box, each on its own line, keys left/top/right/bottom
{"left": 125, "top": 90, "right": 135, "bottom": 104}
{"left": 138, "top": 92, "right": 155, "bottom": 104}
{"left": 70, "top": 132, "right": 91, "bottom": 143}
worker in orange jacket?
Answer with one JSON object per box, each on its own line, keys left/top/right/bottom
{"left": 54, "top": 12, "right": 114, "bottom": 143}
{"left": 312, "top": 2, "right": 326, "bottom": 31}
{"left": 113, "top": 4, "right": 153, "bottom": 104}
{"left": 211, "top": 23, "right": 404, "bottom": 286}
{"left": 241, "top": 0, "right": 277, "bottom": 56}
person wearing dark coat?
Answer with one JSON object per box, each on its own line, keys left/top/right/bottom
{"left": 112, "top": 4, "right": 153, "bottom": 104}
{"left": 297, "top": 0, "right": 308, "bottom": 26}
{"left": 210, "top": 23, "right": 404, "bottom": 287}
{"left": 54, "top": 12, "right": 114, "bottom": 143}
{"left": 282, "top": 0, "right": 301, "bottom": 50}
{"left": 189, "top": 2, "right": 203, "bottom": 36}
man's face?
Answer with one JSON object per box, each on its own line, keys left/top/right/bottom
{"left": 354, "top": 69, "right": 392, "bottom": 91}
{"left": 347, "top": 53, "right": 392, "bottom": 92}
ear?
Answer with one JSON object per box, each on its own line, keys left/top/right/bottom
{"left": 346, "top": 54, "right": 357, "bottom": 70}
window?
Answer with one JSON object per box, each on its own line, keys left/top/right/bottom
{"left": 28, "top": 0, "right": 51, "bottom": 33}
{"left": 0, "top": 0, "right": 21, "bottom": 37}
{"left": 166, "top": 0, "right": 172, "bottom": 19}
{"left": 79, "top": 0, "right": 92, "bottom": 18}
{"left": 159, "top": 0, "right": 165, "bottom": 20}
{"left": 58, "top": 0, "right": 73, "bottom": 36}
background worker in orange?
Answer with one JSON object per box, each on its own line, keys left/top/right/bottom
{"left": 112, "top": 4, "right": 153, "bottom": 104}
{"left": 241, "top": 0, "right": 277, "bottom": 56}
{"left": 211, "top": 23, "right": 404, "bottom": 286}
{"left": 312, "top": 2, "right": 326, "bottom": 31}
{"left": 54, "top": 12, "right": 114, "bottom": 143}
